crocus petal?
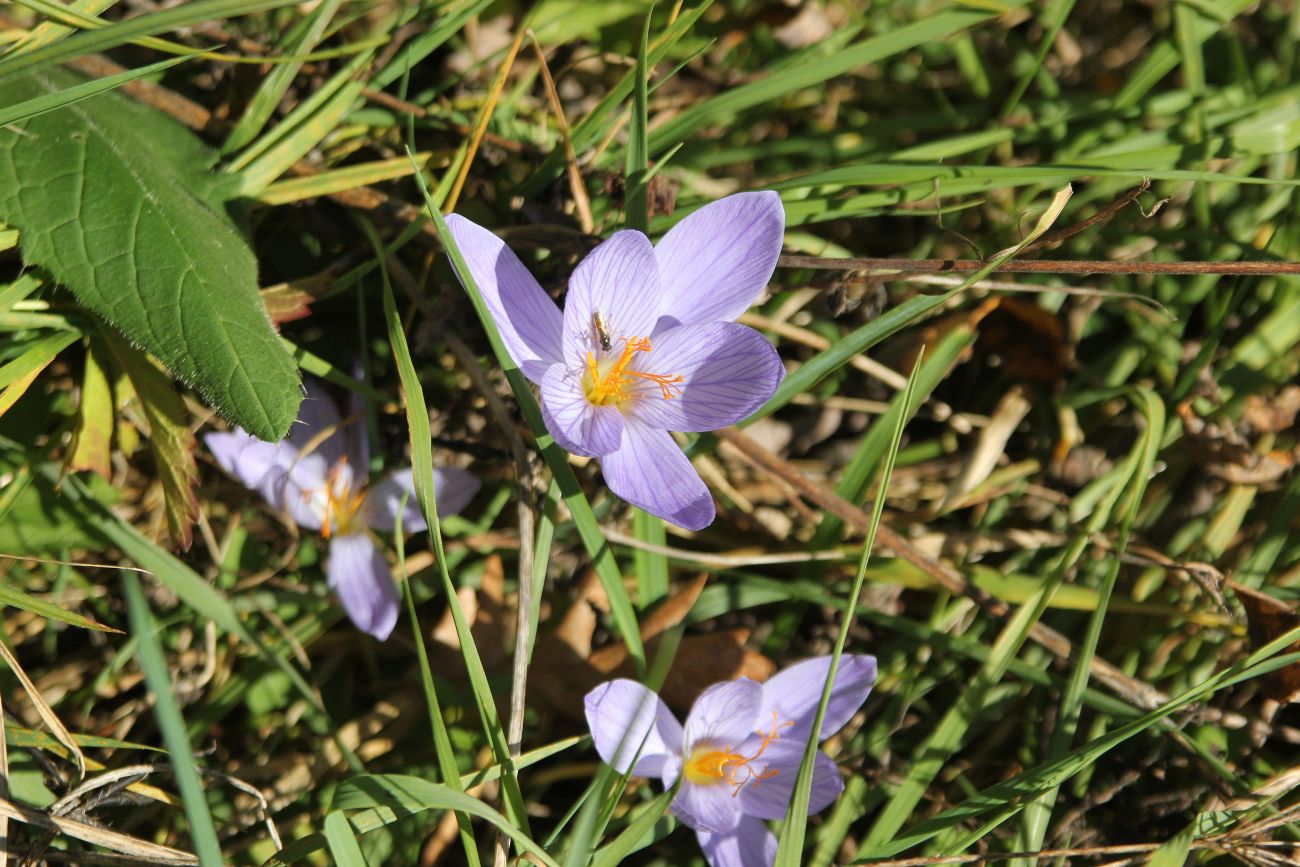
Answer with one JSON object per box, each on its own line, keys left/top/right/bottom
{"left": 734, "top": 741, "right": 844, "bottom": 820}
{"left": 759, "top": 655, "right": 877, "bottom": 743}
{"left": 327, "top": 533, "right": 399, "bottom": 640}
{"left": 205, "top": 431, "right": 296, "bottom": 491}
{"left": 561, "top": 231, "right": 662, "bottom": 369}
{"left": 671, "top": 779, "right": 745, "bottom": 834}
{"left": 445, "top": 213, "right": 564, "bottom": 381}
{"left": 654, "top": 191, "right": 784, "bottom": 329}
{"left": 684, "top": 678, "right": 763, "bottom": 751}
{"left": 695, "top": 816, "right": 778, "bottom": 867}
{"left": 287, "top": 380, "right": 347, "bottom": 467}
{"left": 600, "top": 420, "right": 714, "bottom": 531}
{"left": 625, "top": 321, "right": 784, "bottom": 432}
{"left": 539, "top": 365, "right": 624, "bottom": 457}
{"left": 584, "top": 680, "right": 684, "bottom": 778}
{"left": 360, "top": 466, "right": 481, "bottom": 534}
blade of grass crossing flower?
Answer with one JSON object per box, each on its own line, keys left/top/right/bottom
{"left": 590, "top": 787, "right": 677, "bottom": 867}
{"left": 1013, "top": 389, "right": 1165, "bottom": 860}
{"left": 0, "top": 53, "right": 196, "bottom": 127}
{"left": 773, "top": 349, "right": 923, "bottom": 867}
{"left": 857, "top": 389, "right": 1163, "bottom": 858}
{"left": 393, "top": 523, "right": 482, "bottom": 866}
{"left": 323, "top": 811, "right": 368, "bottom": 867}
{"left": 221, "top": 0, "right": 344, "bottom": 153}
{"left": 364, "top": 217, "right": 530, "bottom": 839}
{"left": 408, "top": 152, "right": 646, "bottom": 672}
{"left": 622, "top": 12, "right": 669, "bottom": 609}
{"left": 121, "top": 573, "right": 222, "bottom": 867}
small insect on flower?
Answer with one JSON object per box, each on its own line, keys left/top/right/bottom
{"left": 592, "top": 308, "right": 613, "bottom": 352}
{"left": 585, "top": 655, "right": 877, "bottom": 867}
{"left": 445, "top": 191, "right": 787, "bottom": 531}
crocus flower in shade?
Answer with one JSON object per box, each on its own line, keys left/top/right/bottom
{"left": 584, "top": 655, "right": 877, "bottom": 867}
{"left": 445, "top": 192, "right": 786, "bottom": 531}
{"left": 204, "top": 380, "right": 479, "bottom": 640}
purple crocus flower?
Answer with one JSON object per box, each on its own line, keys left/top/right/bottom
{"left": 584, "top": 655, "right": 877, "bottom": 867}
{"left": 445, "top": 192, "right": 786, "bottom": 530}
{"left": 204, "top": 380, "right": 480, "bottom": 641}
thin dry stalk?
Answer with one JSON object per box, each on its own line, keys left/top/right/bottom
{"left": 527, "top": 31, "right": 594, "bottom": 233}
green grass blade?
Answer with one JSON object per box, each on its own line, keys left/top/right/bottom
{"left": 364, "top": 216, "right": 531, "bottom": 839}
{"left": 0, "top": 52, "right": 196, "bottom": 127}
{"left": 122, "top": 572, "right": 223, "bottom": 867}
{"left": 221, "top": 0, "right": 344, "bottom": 153}
{"left": 590, "top": 786, "right": 676, "bottom": 867}
{"left": 0, "top": 0, "right": 297, "bottom": 83}
{"left": 322, "top": 811, "right": 369, "bottom": 867}
{"left": 394, "top": 527, "right": 482, "bottom": 866}
{"left": 408, "top": 153, "right": 646, "bottom": 672}
{"left": 774, "top": 347, "right": 923, "bottom": 867}
{"left": 333, "top": 775, "right": 560, "bottom": 867}
{"left": 648, "top": 2, "right": 1031, "bottom": 152}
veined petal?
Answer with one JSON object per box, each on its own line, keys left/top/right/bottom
{"left": 541, "top": 365, "right": 624, "bottom": 456}
{"left": 600, "top": 420, "right": 714, "bottom": 531}
{"left": 584, "top": 680, "right": 684, "bottom": 778}
{"left": 261, "top": 452, "right": 333, "bottom": 531}
{"left": 445, "top": 213, "right": 564, "bottom": 381}
{"left": 360, "top": 466, "right": 481, "bottom": 534}
{"left": 759, "top": 655, "right": 877, "bottom": 743}
{"left": 671, "top": 779, "right": 745, "bottom": 834}
{"left": 205, "top": 431, "right": 296, "bottom": 493}
{"left": 654, "top": 192, "right": 784, "bottom": 329}
{"left": 734, "top": 741, "right": 843, "bottom": 820}
{"left": 625, "top": 322, "right": 784, "bottom": 432}
{"left": 695, "top": 816, "right": 778, "bottom": 867}
{"left": 327, "top": 533, "right": 399, "bottom": 640}
{"left": 562, "top": 231, "right": 662, "bottom": 369}
{"left": 684, "top": 679, "right": 763, "bottom": 751}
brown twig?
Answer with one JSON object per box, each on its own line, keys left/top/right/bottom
{"left": 527, "top": 30, "right": 594, "bottom": 233}
{"left": 778, "top": 254, "right": 1300, "bottom": 276}
{"left": 715, "top": 426, "right": 1170, "bottom": 711}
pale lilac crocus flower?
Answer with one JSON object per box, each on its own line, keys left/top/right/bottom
{"left": 585, "top": 655, "right": 877, "bottom": 867}
{"left": 204, "top": 380, "right": 479, "bottom": 640}
{"left": 445, "top": 192, "right": 786, "bottom": 531}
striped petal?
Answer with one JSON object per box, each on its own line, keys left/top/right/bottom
{"left": 626, "top": 321, "right": 784, "bottom": 432}
{"left": 599, "top": 420, "right": 714, "bottom": 530}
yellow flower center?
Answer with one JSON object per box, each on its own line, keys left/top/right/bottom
{"left": 317, "top": 458, "right": 367, "bottom": 539}
{"left": 682, "top": 712, "right": 793, "bottom": 796}
{"left": 583, "top": 336, "right": 683, "bottom": 408}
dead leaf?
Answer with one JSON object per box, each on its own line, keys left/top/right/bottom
{"left": 533, "top": 572, "right": 774, "bottom": 718}
{"left": 429, "top": 553, "right": 512, "bottom": 670}
{"left": 975, "top": 296, "right": 1070, "bottom": 383}
{"left": 65, "top": 341, "right": 115, "bottom": 478}
{"left": 1243, "top": 385, "right": 1300, "bottom": 433}
{"left": 104, "top": 334, "right": 198, "bottom": 550}
{"left": 1230, "top": 581, "right": 1300, "bottom": 703}
{"left": 260, "top": 272, "right": 334, "bottom": 325}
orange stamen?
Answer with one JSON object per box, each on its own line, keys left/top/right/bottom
{"left": 682, "top": 711, "right": 794, "bottom": 796}
{"left": 312, "top": 458, "right": 366, "bottom": 539}
{"left": 584, "top": 336, "right": 683, "bottom": 407}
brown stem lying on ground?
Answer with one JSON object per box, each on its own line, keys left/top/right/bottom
{"left": 779, "top": 254, "right": 1300, "bottom": 276}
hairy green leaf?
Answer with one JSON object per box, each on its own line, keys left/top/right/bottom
{"left": 0, "top": 69, "right": 301, "bottom": 440}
